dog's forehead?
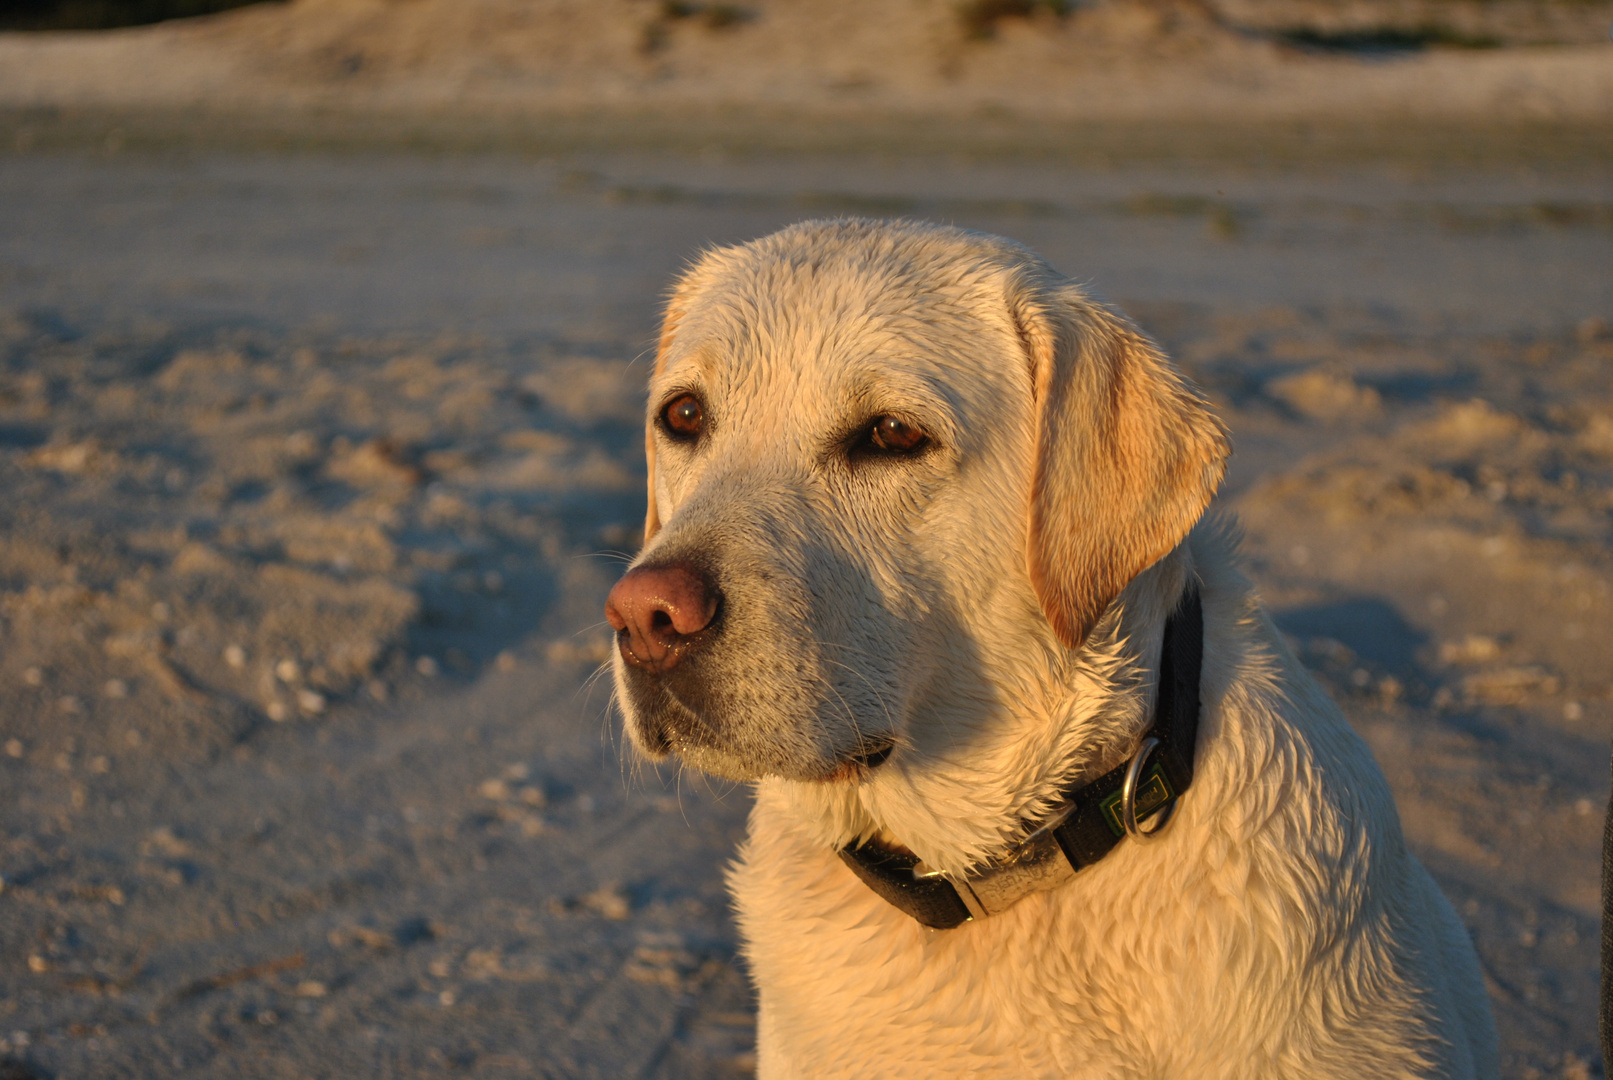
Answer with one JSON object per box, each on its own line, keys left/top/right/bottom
{"left": 657, "top": 241, "right": 1026, "bottom": 422}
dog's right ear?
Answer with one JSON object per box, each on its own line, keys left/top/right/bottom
{"left": 1010, "top": 271, "right": 1228, "bottom": 650}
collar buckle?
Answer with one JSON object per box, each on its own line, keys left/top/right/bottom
{"left": 912, "top": 803, "right": 1078, "bottom": 921}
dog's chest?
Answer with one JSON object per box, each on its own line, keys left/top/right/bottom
{"left": 732, "top": 805, "right": 1167, "bottom": 1079}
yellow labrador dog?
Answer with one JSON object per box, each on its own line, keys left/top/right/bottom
{"left": 605, "top": 220, "right": 1497, "bottom": 1078}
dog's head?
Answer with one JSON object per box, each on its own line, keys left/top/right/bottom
{"left": 607, "top": 220, "right": 1226, "bottom": 795}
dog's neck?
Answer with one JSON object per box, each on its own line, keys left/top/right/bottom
{"left": 767, "top": 544, "right": 1197, "bottom": 877}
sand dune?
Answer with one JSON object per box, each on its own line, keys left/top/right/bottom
{"left": 0, "top": 0, "right": 1610, "bottom": 122}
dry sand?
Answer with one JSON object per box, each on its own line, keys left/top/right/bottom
{"left": 0, "top": 4, "right": 1611, "bottom": 1078}
{"left": 0, "top": 145, "right": 1606, "bottom": 1079}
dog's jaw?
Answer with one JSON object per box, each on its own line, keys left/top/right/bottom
{"left": 750, "top": 546, "right": 1195, "bottom": 877}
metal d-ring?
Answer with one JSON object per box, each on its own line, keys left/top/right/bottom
{"left": 1121, "top": 736, "right": 1174, "bottom": 842}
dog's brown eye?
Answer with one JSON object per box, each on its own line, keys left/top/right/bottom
{"left": 869, "top": 416, "right": 927, "bottom": 454}
{"left": 661, "top": 394, "right": 704, "bottom": 440}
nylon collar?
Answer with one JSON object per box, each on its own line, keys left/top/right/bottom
{"left": 839, "top": 584, "right": 1205, "bottom": 929}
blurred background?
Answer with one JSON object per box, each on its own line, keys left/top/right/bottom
{"left": 0, "top": 2, "right": 1608, "bottom": 1077}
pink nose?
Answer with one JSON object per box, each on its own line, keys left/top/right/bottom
{"left": 604, "top": 563, "right": 719, "bottom": 673}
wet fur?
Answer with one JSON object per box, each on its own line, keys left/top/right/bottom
{"left": 612, "top": 220, "right": 1498, "bottom": 1078}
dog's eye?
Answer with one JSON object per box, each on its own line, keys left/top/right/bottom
{"left": 661, "top": 394, "right": 705, "bottom": 441}
{"left": 868, "top": 415, "right": 928, "bottom": 454}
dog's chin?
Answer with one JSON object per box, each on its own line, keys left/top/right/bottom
{"left": 630, "top": 735, "right": 834, "bottom": 784}
{"left": 664, "top": 742, "right": 772, "bottom": 782}
{"left": 626, "top": 708, "right": 896, "bottom": 784}
{"left": 671, "top": 743, "right": 895, "bottom": 784}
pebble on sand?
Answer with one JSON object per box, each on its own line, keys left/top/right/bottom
{"left": 1439, "top": 635, "right": 1503, "bottom": 664}
{"left": 580, "top": 884, "right": 631, "bottom": 921}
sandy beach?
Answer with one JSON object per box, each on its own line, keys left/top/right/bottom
{"left": 1, "top": 2, "right": 1611, "bottom": 1076}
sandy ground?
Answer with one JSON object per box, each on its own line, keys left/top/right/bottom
{"left": 0, "top": 137, "right": 1609, "bottom": 1080}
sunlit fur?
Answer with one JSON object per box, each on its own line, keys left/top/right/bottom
{"left": 612, "top": 220, "right": 1498, "bottom": 1078}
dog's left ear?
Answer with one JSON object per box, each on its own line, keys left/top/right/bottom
{"left": 1011, "top": 272, "right": 1229, "bottom": 650}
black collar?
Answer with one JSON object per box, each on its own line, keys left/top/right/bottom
{"left": 839, "top": 583, "right": 1205, "bottom": 929}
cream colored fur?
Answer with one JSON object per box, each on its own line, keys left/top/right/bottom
{"left": 613, "top": 219, "right": 1498, "bottom": 1078}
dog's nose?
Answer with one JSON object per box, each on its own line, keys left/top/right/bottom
{"left": 605, "top": 563, "right": 719, "bottom": 673}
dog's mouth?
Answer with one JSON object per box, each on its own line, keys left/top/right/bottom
{"left": 622, "top": 664, "right": 899, "bottom": 782}
{"left": 817, "top": 739, "right": 896, "bottom": 784}
{"left": 855, "top": 742, "right": 895, "bottom": 769}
